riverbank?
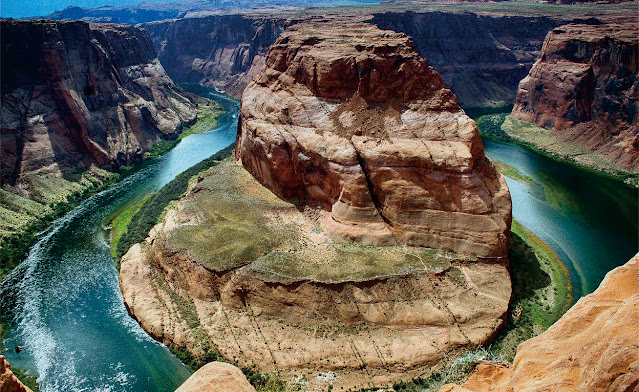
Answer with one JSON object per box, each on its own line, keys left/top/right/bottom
{"left": 477, "top": 113, "right": 639, "bottom": 188}
{"left": 0, "top": 85, "right": 225, "bottom": 282}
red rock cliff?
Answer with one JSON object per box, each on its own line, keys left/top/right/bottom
{"left": 440, "top": 253, "right": 639, "bottom": 392}
{"left": 512, "top": 23, "right": 639, "bottom": 172}
{"left": 0, "top": 19, "right": 197, "bottom": 186}
{"left": 0, "top": 356, "right": 33, "bottom": 392}
{"left": 236, "top": 21, "right": 511, "bottom": 258}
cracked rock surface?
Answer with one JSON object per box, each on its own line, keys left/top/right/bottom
{"left": 236, "top": 20, "right": 511, "bottom": 258}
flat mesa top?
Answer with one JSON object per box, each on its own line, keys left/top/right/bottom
{"left": 550, "top": 23, "right": 639, "bottom": 43}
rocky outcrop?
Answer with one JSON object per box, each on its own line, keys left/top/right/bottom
{"left": 140, "top": 16, "right": 288, "bottom": 98}
{"left": 120, "top": 161, "right": 511, "bottom": 391}
{"left": 236, "top": 21, "right": 511, "bottom": 258}
{"left": 0, "top": 356, "right": 34, "bottom": 392}
{"left": 512, "top": 23, "right": 639, "bottom": 172}
{"left": 0, "top": 19, "right": 197, "bottom": 187}
{"left": 175, "top": 362, "right": 255, "bottom": 392}
{"left": 440, "top": 253, "right": 639, "bottom": 392}
{"left": 370, "top": 11, "right": 562, "bottom": 108}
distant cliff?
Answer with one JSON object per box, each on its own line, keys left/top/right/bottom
{"left": 512, "top": 23, "right": 638, "bottom": 173}
{"left": 370, "top": 11, "right": 563, "bottom": 108}
{"left": 140, "top": 16, "right": 288, "bottom": 98}
{"left": 1, "top": 20, "right": 197, "bottom": 187}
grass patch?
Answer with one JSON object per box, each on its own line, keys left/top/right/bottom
{"left": 493, "top": 161, "right": 532, "bottom": 184}
{"left": 115, "top": 145, "right": 235, "bottom": 260}
{"left": 109, "top": 195, "right": 151, "bottom": 258}
{"left": 476, "top": 113, "right": 639, "bottom": 188}
{"left": 0, "top": 169, "right": 120, "bottom": 281}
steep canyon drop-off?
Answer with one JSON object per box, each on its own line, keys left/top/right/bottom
{"left": 120, "top": 21, "right": 512, "bottom": 390}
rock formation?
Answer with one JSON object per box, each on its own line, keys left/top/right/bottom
{"left": 121, "top": 21, "right": 512, "bottom": 390}
{"left": 0, "top": 356, "right": 34, "bottom": 392}
{"left": 140, "top": 16, "right": 288, "bottom": 98}
{"left": 175, "top": 362, "right": 255, "bottom": 392}
{"left": 0, "top": 19, "right": 197, "bottom": 187}
{"left": 236, "top": 21, "right": 511, "bottom": 258}
{"left": 120, "top": 160, "right": 511, "bottom": 391}
{"left": 440, "top": 252, "right": 639, "bottom": 392}
{"left": 512, "top": 23, "right": 639, "bottom": 172}
{"left": 370, "top": 11, "right": 562, "bottom": 108}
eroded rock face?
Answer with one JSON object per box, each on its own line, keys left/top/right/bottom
{"left": 440, "top": 253, "right": 639, "bottom": 392}
{"left": 370, "top": 11, "right": 562, "bottom": 108}
{"left": 236, "top": 21, "right": 511, "bottom": 258}
{"left": 120, "top": 161, "right": 511, "bottom": 391}
{"left": 512, "top": 23, "right": 639, "bottom": 172}
{"left": 0, "top": 356, "right": 34, "bottom": 392}
{"left": 140, "top": 16, "right": 288, "bottom": 98}
{"left": 0, "top": 19, "right": 197, "bottom": 186}
{"left": 175, "top": 362, "right": 255, "bottom": 392}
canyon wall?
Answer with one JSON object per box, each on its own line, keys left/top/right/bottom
{"left": 139, "top": 16, "right": 288, "bottom": 98}
{"left": 236, "top": 20, "right": 511, "bottom": 258}
{"left": 441, "top": 253, "right": 639, "bottom": 392}
{"left": 0, "top": 19, "right": 197, "bottom": 187}
{"left": 370, "top": 11, "right": 563, "bottom": 108}
{"left": 512, "top": 23, "right": 639, "bottom": 172}
{"left": 140, "top": 11, "right": 564, "bottom": 107}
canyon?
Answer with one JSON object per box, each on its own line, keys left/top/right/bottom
{"left": 510, "top": 22, "right": 639, "bottom": 174}
{"left": 119, "top": 21, "right": 513, "bottom": 390}
{"left": 0, "top": 19, "right": 198, "bottom": 238}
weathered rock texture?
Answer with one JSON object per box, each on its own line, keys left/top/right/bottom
{"left": 370, "top": 11, "right": 563, "bottom": 107}
{"left": 120, "top": 161, "right": 511, "bottom": 391}
{"left": 440, "top": 253, "right": 639, "bottom": 392}
{"left": 175, "top": 362, "right": 255, "bottom": 392}
{"left": 236, "top": 21, "right": 511, "bottom": 258}
{"left": 0, "top": 356, "right": 34, "bottom": 392}
{"left": 0, "top": 19, "right": 197, "bottom": 187}
{"left": 140, "top": 16, "right": 288, "bottom": 98}
{"left": 512, "top": 23, "right": 639, "bottom": 172}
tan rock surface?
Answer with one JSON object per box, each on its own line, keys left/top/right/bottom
{"left": 236, "top": 21, "right": 511, "bottom": 258}
{"left": 440, "top": 253, "right": 639, "bottom": 392}
{"left": 512, "top": 23, "right": 639, "bottom": 173}
{"left": 120, "top": 161, "right": 512, "bottom": 391}
{"left": 0, "top": 356, "right": 34, "bottom": 392}
{"left": 175, "top": 362, "right": 255, "bottom": 392}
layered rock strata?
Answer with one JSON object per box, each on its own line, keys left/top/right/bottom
{"left": 512, "top": 23, "right": 639, "bottom": 172}
{"left": 0, "top": 19, "right": 197, "bottom": 187}
{"left": 370, "top": 11, "right": 562, "bottom": 107}
{"left": 0, "top": 356, "right": 34, "bottom": 392}
{"left": 236, "top": 21, "right": 511, "bottom": 258}
{"left": 121, "top": 161, "right": 511, "bottom": 390}
{"left": 140, "top": 16, "right": 288, "bottom": 98}
{"left": 440, "top": 253, "right": 639, "bottom": 392}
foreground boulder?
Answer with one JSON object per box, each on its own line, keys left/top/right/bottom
{"left": 511, "top": 23, "right": 639, "bottom": 173}
{"left": 441, "top": 253, "right": 639, "bottom": 392}
{"left": 175, "top": 362, "right": 255, "bottom": 392}
{"left": 0, "top": 356, "right": 34, "bottom": 392}
{"left": 236, "top": 21, "right": 511, "bottom": 258}
{"left": 0, "top": 19, "right": 197, "bottom": 187}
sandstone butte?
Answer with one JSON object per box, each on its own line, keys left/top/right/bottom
{"left": 0, "top": 356, "right": 33, "bottom": 392}
{"left": 236, "top": 20, "right": 512, "bottom": 259}
{"left": 0, "top": 19, "right": 197, "bottom": 188}
{"left": 175, "top": 362, "right": 256, "bottom": 392}
{"left": 120, "top": 21, "right": 512, "bottom": 390}
{"left": 440, "top": 252, "right": 639, "bottom": 392}
{"left": 511, "top": 23, "right": 639, "bottom": 173}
